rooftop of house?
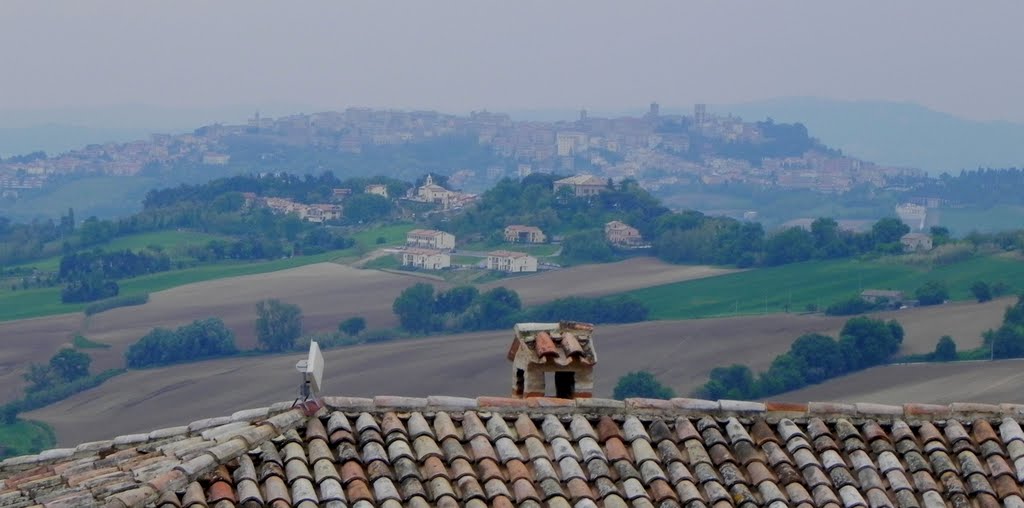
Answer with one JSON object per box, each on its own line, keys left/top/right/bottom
{"left": 555, "top": 174, "right": 606, "bottom": 186}
{"left": 406, "top": 229, "right": 448, "bottom": 238}
{"left": 488, "top": 250, "right": 531, "bottom": 259}
{"left": 403, "top": 248, "right": 445, "bottom": 256}
{"left": 504, "top": 225, "right": 543, "bottom": 233}
{"left": 5, "top": 396, "right": 1024, "bottom": 508}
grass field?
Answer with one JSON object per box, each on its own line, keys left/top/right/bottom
{"left": 0, "top": 248, "right": 353, "bottom": 322}
{"left": 626, "top": 254, "right": 1024, "bottom": 320}
{"left": 6, "top": 230, "right": 230, "bottom": 274}
{"left": 0, "top": 224, "right": 413, "bottom": 322}
{"left": 351, "top": 223, "right": 415, "bottom": 249}
{"left": 0, "top": 419, "right": 55, "bottom": 459}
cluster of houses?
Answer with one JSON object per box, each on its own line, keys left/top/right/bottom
{"left": 396, "top": 218, "right": 647, "bottom": 274}
{"left": 244, "top": 194, "right": 342, "bottom": 223}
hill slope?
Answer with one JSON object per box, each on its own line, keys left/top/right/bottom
{"left": 722, "top": 97, "right": 1024, "bottom": 173}
{"left": 27, "top": 297, "right": 1011, "bottom": 445}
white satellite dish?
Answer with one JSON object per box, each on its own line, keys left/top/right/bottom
{"left": 295, "top": 341, "right": 324, "bottom": 399}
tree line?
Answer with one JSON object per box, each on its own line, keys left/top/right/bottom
{"left": 57, "top": 248, "right": 170, "bottom": 303}
{"left": 698, "top": 316, "right": 904, "bottom": 400}
{"left": 391, "top": 282, "right": 649, "bottom": 335}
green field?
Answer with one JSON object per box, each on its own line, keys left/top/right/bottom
{"left": 351, "top": 223, "right": 415, "bottom": 248}
{"left": 0, "top": 419, "right": 56, "bottom": 460}
{"left": 0, "top": 224, "right": 414, "bottom": 322}
{"left": 625, "top": 254, "right": 1024, "bottom": 320}
{"left": 8, "top": 230, "right": 229, "bottom": 273}
{"left": 0, "top": 248, "right": 353, "bottom": 322}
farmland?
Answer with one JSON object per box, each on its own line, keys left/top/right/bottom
{"left": 0, "top": 257, "right": 728, "bottom": 404}
{"left": 0, "top": 223, "right": 418, "bottom": 322}
{"left": 775, "top": 358, "right": 1024, "bottom": 405}
{"left": 26, "top": 297, "right": 1013, "bottom": 445}
{"left": 625, "top": 254, "right": 1024, "bottom": 320}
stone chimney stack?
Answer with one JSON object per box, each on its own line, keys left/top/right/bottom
{"left": 506, "top": 321, "right": 597, "bottom": 399}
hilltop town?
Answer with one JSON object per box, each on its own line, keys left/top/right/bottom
{"left": 0, "top": 104, "right": 926, "bottom": 199}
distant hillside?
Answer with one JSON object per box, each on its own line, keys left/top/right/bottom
{"left": 720, "top": 97, "right": 1024, "bottom": 174}
{"left": 0, "top": 125, "right": 159, "bottom": 159}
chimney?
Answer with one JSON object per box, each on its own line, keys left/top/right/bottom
{"left": 506, "top": 321, "right": 597, "bottom": 399}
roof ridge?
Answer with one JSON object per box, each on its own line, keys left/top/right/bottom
{"left": 6, "top": 396, "right": 1022, "bottom": 475}
{"left": 322, "top": 395, "right": 1023, "bottom": 424}
{"left": 0, "top": 401, "right": 320, "bottom": 507}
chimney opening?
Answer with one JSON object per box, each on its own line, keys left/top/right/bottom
{"left": 555, "top": 371, "right": 575, "bottom": 399}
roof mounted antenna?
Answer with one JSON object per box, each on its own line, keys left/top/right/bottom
{"left": 293, "top": 341, "right": 324, "bottom": 412}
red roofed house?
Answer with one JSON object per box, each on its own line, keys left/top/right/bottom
{"left": 604, "top": 220, "right": 643, "bottom": 246}
{"left": 503, "top": 225, "right": 546, "bottom": 244}
{"left": 553, "top": 173, "right": 608, "bottom": 197}
{"left": 405, "top": 229, "right": 455, "bottom": 250}
{"left": 486, "top": 250, "right": 538, "bottom": 272}
{"left": 507, "top": 321, "right": 596, "bottom": 398}
{"left": 401, "top": 248, "right": 451, "bottom": 270}
{"left": 302, "top": 204, "right": 342, "bottom": 223}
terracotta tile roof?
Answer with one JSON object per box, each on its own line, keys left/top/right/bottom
{"left": 403, "top": 247, "right": 444, "bottom": 256}
{"left": 507, "top": 322, "right": 597, "bottom": 367}
{"left": 554, "top": 174, "right": 605, "bottom": 186}
{"left": 8, "top": 397, "right": 1024, "bottom": 507}
{"left": 503, "top": 225, "right": 543, "bottom": 234}
{"left": 406, "top": 229, "right": 447, "bottom": 239}
{"left": 488, "top": 250, "right": 531, "bottom": 259}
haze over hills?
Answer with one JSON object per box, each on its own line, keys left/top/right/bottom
{"left": 4, "top": 98, "right": 1022, "bottom": 174}
{"left": 720, "top": 97, "right": 1024, "bottom": 174}
{"left": 0, "top": 104, "right": 317, "bottom": 158}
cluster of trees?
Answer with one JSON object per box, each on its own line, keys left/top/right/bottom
{"left": 57, "top": 248, "right": 170, "bottom": 303}
{"left": 970, "top": 280, "right": 1012, "bottom": 303}
{"left": 0, "top": 208, "right": 76, "bottom": 265}
{"left": 392, "top": 283, "right": 652, "bottom": 335}
{"left": 909, "top": 167, "right": 1024, "bottom": 207}
{"left": 523, "top": 295, "right": 649, "bottom": 324}
{"left": 59, "top": 248, "right": 171, "bottom": 281}
{"left": 142, "top": 172, "right": 411, "bottom": 211}
{"left": 255, "top": 299, "right": 304, "bottom": 352}
{"left": 436, "top": 174, "right": 926, "bottom": 268}
{"left": 698, "top": 317, "right": 904, "bottom": 400}
{"left": 435, "top": 175, "right": 668, "bottom": 251}
{"left": 125, "top": 318, "right": 237, "bottom": 368}
{"left": 825, "top": 296, "right": 889, "bottom": 316}
{"left": 915, "top": 281, "right": 949, "bottom": 306}
{"left": 392, "top": 284, "right": 522, "bottom": 334}
{"left": 613, "top": 371, "right": 675, "bottom": 400}
{"left": 22, "top": 348, "right": 93, "bottom": 393}
{"left": 984, "top": 296, "right": 1024, "bottom": 359}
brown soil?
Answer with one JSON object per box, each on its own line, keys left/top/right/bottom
{"left": 0, "top": 258, "right": 732, "bottom": 403}
{"left": 774, "top": 359, "right": 1024, "bottom": 405}
{"left": 28, "top": 297, "right": 1012, "bottom": 445}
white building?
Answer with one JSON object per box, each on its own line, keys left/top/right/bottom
{"left": 406, "top": 229, "right": 456, "bottom": 250}
{"left": 486, "top": 250, "right": 538, "bottom": 273}
{"left": 365, "top": 184, "right": 389, "bottom": 198}
{"left": 556, "top": 132, "right": 588, "bottom": 157}
{"left": 401, "top": 249, "right": 451, "bottom": 270}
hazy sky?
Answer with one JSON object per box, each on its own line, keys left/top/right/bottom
{"left": 2, "top": 1, "right": 1022, "bottom": 122}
